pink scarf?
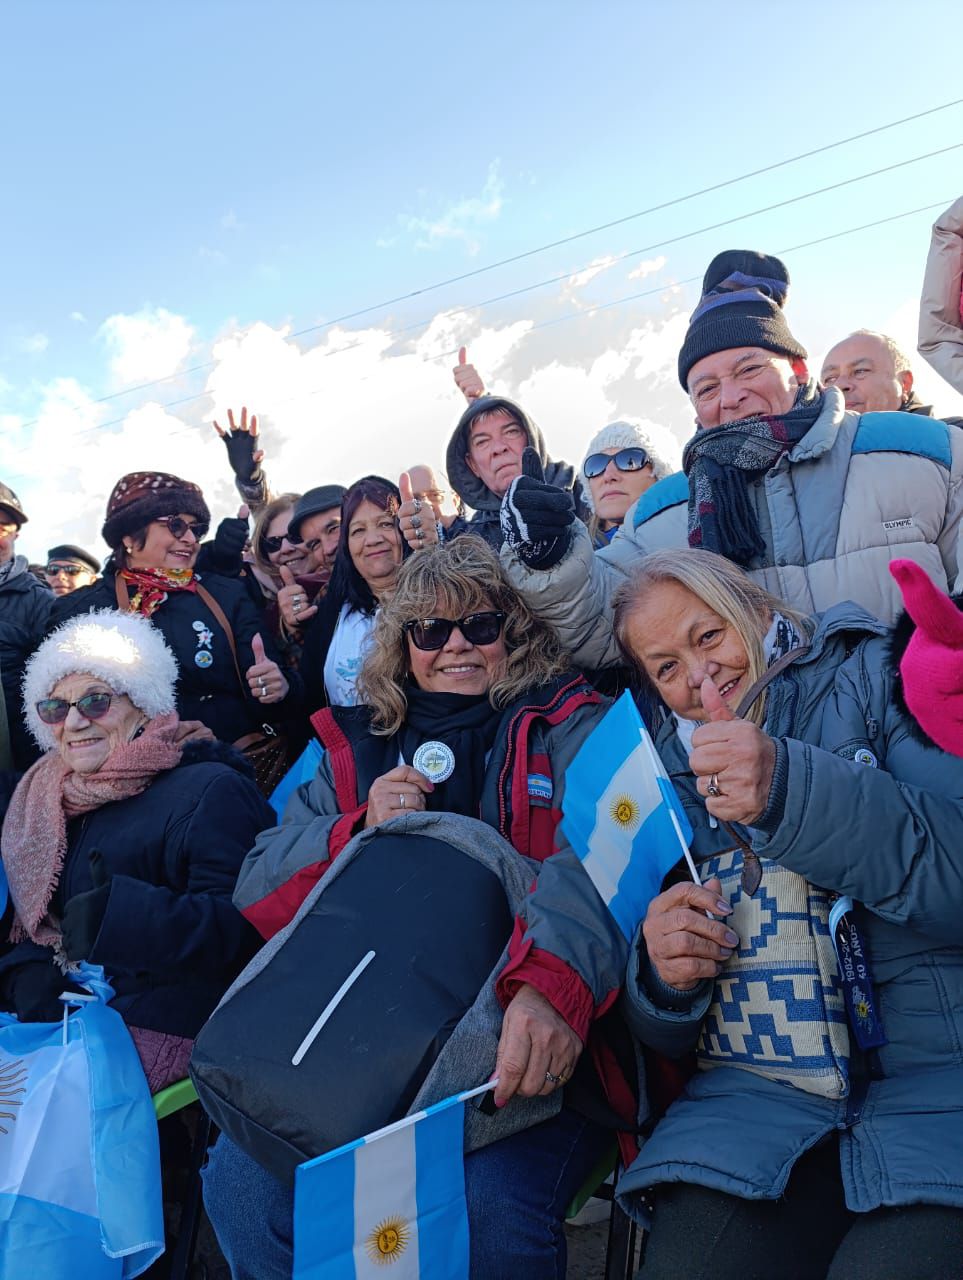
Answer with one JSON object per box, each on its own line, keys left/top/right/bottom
{"left": 2, "top": 714, "right": 183, "bottom": 955}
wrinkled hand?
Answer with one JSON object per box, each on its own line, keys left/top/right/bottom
{"left": 397, "top": 472, "right": 441, "bottom": 552}
{"left": 277, "top": 564, "right": 318, "bottom": 627}
{"left": 643, "top": 877, "right": 738, "bottom": 991}
{"left": 245, "top": 632, "right": 289, "bottom": 705}
{"left": 453, "top": 346, "right": 484, "bottom": 401}
{"left": 61, "top": 850, "right": 112, "bottom": 962}
{"left": 500, "top": 447, "right": 575, "bottom": 570}
{"left": 364, "top": 765, "right": 434, "bottom": 827}
{"left": 213, "top": 406, "right": 264, "bottom": 484}
{"left": 173, "top": 719, "right": 216, "bottom": 745}
{"left": 493, "top": 984, "right": 583, "bottom": 1107}
{"left": 689, "top": 678, "right": 776, "bottom": 824}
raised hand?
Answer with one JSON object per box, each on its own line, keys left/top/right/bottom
{"left": 643, "top": 876, "right": 738, "bottom": 991}
{"left": 689, "top": 677, "right": 775, "bottom": 824}
{"left": 499, "top": 446, "right": 575, "bottom": 569}
{"left": 453, "top": 347, "right": 485, "bottom": 401}
{"left": 277, "top": 563, "right": 318, "bottom": 627}
{"left": 245, "top": 632, "right": 289, "bottom": 705}
{"left": 213, "top": 406, "right": 265, "bottom": 483}
{"left": 397, "top": 470, "right": 440, "bottom": 552}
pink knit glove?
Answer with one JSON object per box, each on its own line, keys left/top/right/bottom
{"left": 889, "top": 559, "right": 963, "bottom": 756}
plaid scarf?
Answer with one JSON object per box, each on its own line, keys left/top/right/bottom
{"left": 682, "top": 382, "right": 823, "bottom": 566}
{"left": 119, "top": 566, "right": 197, "bottom": 617}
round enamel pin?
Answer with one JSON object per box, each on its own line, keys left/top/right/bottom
{"left": 194, "top": 650, "right": 213, "bottom": 668}
{"left": 413, "top": 741, "right": 455, "bottom": 784}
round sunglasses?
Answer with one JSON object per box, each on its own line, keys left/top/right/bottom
{"left": 403, "top": 611, "right": 505, "bottom": 651}
{"left": 153, "top": 516, "right": 210, "bottom": 541}
{"left": 583, "top": 447, "right": 650, "bottom": 479}
{"left": 45, "top": 563, "right": 89, "bottom": 576}
{"left": 36, "top": 691, "right": 114, "bottom": 725}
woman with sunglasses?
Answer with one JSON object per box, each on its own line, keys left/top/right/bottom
{"left": 580, "top": 420, "right": 678, "bottom": 547}
{"left": 51, "top": 471, "right": 300, "bottom": 751}
{"left": 0, "top": 611, "right": 272, "bottom": 1091}
{"left": 213, "top": 537, "right": 635, "bottom": 1280}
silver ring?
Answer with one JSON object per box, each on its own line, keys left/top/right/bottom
{"left": 544, "top": 1071, "right": 562, "bottom": 1086}
{"left": 292, "top": 602, "right": 301, "bottom": 613}
{"left": 399, "top": 793, "right": 406, "bottom": 809}
{"left": 413, "top": 498, "right": 422, "bottom": 513}
{"left": 410, "top": 514, "right": 422, "bottom": 530}
{"left": 707, "top": 773, "right": 721, "bottom": 797}
{"left": 415, "top": 529, "right": 424, "bottom": 541}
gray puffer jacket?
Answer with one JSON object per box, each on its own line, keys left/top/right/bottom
{"left": 501, "top": 387, "right": 963, "bottom": 668}
{"left": 919, "top": 194, "right": 963, "bottom": 398}
{"left": 619, "top": 602, "right": 963, "bottom": 1219}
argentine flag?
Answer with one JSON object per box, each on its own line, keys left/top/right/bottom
{"left": 293, "top": 1083, "right": 484, "bottom": 1279}
{"left": 561, "top": 691, "right": 693, "bottom": 940}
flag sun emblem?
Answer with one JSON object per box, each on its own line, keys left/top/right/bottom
{"left": 366, "top": 1216, "right": 410, "bottom": 1265}
{"left": 0, "top": 1057, "right": 27, "bottom": 1136}
{"left": 610, "top": 795, "right": 640, "bottom": 828}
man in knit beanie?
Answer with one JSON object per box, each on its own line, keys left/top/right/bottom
{"left": 498, "top": 248, "right": 963, "bottom": 671}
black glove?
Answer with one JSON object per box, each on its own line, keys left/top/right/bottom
{"left": 61, "top": 849, "right": 112, "bottom": 962}
{"left": 206, "top": 513, "right": 250, "bottom": 577}
{"left": 499, "top": 447, "right": 575, "bottom": 570}
{"left": 220, "top": 426, "right": 263, "bottom": 487}
{"left": 8, "top": 961, "right": 87, "bottom": 1023}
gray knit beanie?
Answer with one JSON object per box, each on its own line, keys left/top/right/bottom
{"left": 579, "top": 419, "right": 680, "bottom": 513}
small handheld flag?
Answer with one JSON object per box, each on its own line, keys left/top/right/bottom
{"left": 561, "top": 691, "right": 696, "bottom": 939}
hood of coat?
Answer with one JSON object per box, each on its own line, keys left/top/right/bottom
{"left": 445, "top": 395, "right": 576, "bottom": 512}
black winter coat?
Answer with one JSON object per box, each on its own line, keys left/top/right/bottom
{"left": 0, "top": 740, "right": 273, "bottom": 1037}
{"left": 51, "top": 571, "right": 302, "bottom": 745}
{"left": 0, "top": 564, "right": 53, "bottom": 768}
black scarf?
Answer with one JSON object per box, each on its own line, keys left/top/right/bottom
{"left": 397, "top": 687, "right": 502, "bottom": 817}
{"left": 682, "top": 380, "right": 823, "bottom": 566}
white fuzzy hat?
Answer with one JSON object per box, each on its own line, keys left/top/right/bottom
{"left": 579, "top": 419, "right": 681, "bottom": 513}
{"left": 23, "top": 610, "right": 179, "bottom": 750}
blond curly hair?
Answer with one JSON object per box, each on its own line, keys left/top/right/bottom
{"left": 358, "top": 536, "right": 570, "bottom": 735}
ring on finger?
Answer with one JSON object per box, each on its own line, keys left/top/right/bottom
{"left": 544, "top": 1070, "right": 563, "bottom": 1086}
{"left": 399, "top": 793, "right": 406, "bottom": 809}
{"left": 707, "top": 772, "right": 722, "bottom": 797}
{"left": 410, "top": 514, "right": 422, "bottom": 529}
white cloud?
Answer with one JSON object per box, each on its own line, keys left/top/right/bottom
{"left": 567, "top": 256, "right": 620, "bottom": 291}
{"left": 19, "top": 333, "right": 49, "bottom": 354}
{"left": 627, "top": 255, "right": 667, "bottom": 281}
{"left": 402, "top": 162, "right": 504, "bottom": 255}
{"left": 69, "top": 311, "right": 87, "bottom": 324}
{"left": 98, "top": 307, "right": 195, "bottom": 386}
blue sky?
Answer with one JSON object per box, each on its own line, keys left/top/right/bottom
{"left": 2, "top": 0, "right": 962, "bottom": 558}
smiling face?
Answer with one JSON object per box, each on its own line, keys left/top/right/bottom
{"left": 406, "top": 596, "right": 508, "bottom": 696}
{"left": 298, "top": 507, "right": 343, "bottom": 573}
{"left": 45, "top": 559, "right": 97, "bottom": 596}
{"left": 687, "top": 347, "right": 801, "bottom": 429}
{"left": 126, "top": 513, "right": 204, "bottom": 572}
{"left": 47, "top": 673, "right": 147, "bottom": 774}
{"left": 820, "top": 333, "right": 910, "bottom": 413}
{"left": 465, "top": 409, "right": 528, "bottom": 497}
{"left": 347, "top": 499, "right": 403, "bottom": 596}
{"left": 621, "top": 579, "right": 755, "bottom": 719}
{"left": 587, "top": 449, "right": 657, "bottom": 527}
{"left": 0, "top": 509, "right": 20, "bottom": 566}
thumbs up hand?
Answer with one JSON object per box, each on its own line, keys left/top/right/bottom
{"left": 398, "top": 470, "right": 441, "bottom": 553}
{"left": 689, "top": 677, "right": 776, "bottom": 825}
{"left": 277, "top": 563, "right": 318, "bottom": 628}
{"left": 453, "top": 347, "right": 485, "bottom": 401}
{"left": 500, "top": 446, "right": 575, "bottom": 571}
{"left": 62, "top": 849, "right": 113, "bottom": 962}
{"left": 245, "top": 631, "right": 290, "bottom": 704}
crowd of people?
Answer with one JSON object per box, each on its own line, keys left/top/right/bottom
{"left": 0, "top": 196, "right": 962, "bottom": 1280}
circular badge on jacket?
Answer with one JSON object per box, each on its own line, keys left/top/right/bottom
{"left": 413, "top": 741, "right": 455, "bottom": 783}
{"left": 195, "top": 650, "right": 213, "bottom": 668}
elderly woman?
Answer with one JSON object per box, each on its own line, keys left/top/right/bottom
{"left": 204, "top": 537, "right": 635, "bottom": 1280}
{"left": 0, "top": 611, "right": 274, "bottom": 1092}
{"left": 52, "top": 471, "right": 299, "bottom": 753}
{"left": 579, "top": 419, "right": 678, "bottom": 547}
{"left": 299, "top": 474, "right": 408, "bottom": 711}
{"left": 611, "top": 549, "right": 963, "bottom": 1280}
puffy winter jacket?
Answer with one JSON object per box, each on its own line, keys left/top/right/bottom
{"left": 502, "top": 387, "right": 963, "bottom": 669}
{"left": 919, "top": 194, "right": 963, "bottom": 398}
{"left": 618, "top": 602, "right": 963, "bottom": 1217}
{"left": 0, "top": 558, "right": 53, "bottom": 767}
{"left": 0, "top": 740, "right": 273, "bottom": 1037}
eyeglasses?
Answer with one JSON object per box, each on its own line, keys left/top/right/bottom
{"left": 45, "top": 563, "right": 88, "bottom": 576}
{"left": 36, "top": 691, "right": 114, "bottom": 725}
{"left": 152, "top": 516, "right": 210, "bottom": 541}
{"left": 261, "top": 535, "right": 288, "bottom": 555}
{"left": 404, "top": 611, "right": 505, "bottom": 651}
{"left": 583, "top": 448, "right": 650, "bottom": 479}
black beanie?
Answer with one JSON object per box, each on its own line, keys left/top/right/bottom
{"left": 677, "top": 250, "right": 808, "bottom": 389}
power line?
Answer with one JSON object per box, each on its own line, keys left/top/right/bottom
{"left": 21, "top": 96, "right": 963, "bottom": 417}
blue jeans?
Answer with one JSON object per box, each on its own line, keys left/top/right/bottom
{"left": 203, "top": 1106, "right": 611, "bottom": 1280}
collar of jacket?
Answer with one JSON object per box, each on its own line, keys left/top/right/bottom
{"left": 781, "top": 385, "right": 846, "bottom": 465}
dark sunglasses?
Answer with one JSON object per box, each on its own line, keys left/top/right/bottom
{"left": 45, "top": 563, "right": 88, "bottom": 576}
{"left": 153, "top": 516, "right": 210, "bottom": 541}
{"left": 261, "top": 535, "right": 288, "bottom": 555}
{"left": 404, "top": 611, "right": 505, "bottom": 651}
{"left": 583, "top": 447, "right": 650, "bottom": 479}
{"left": 36, "top": 691, "right": 113, "bottom": 725}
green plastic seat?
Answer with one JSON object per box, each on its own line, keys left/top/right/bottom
{"left": 152, "top": 1076, "right": 199, "bottom": 1122}
{"left": 565, "top": 1139, "right": 618, "bottom": 1219}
